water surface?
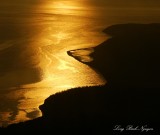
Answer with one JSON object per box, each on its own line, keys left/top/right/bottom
{"left": 0, "top": 0, "right": 160, "bottom": 126}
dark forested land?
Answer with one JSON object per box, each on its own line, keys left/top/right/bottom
{"left": 90, "top": 23, "right": 160, "bottom": 88}
{"left": 1, "top": 23, "right": 160, "bottom": 134}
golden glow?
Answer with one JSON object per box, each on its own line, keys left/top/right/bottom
{"left": 53, "top": 1, "right": 80, "bottom": 10}
{"left": 51, "top": 32, "right": 70, "bottom": 44}
{"left": 1, "top": 0, "right": 160, "bottom": 128}
{"left": 0, "top": 0, "right": 107, "bottom": 127}
{"left": 44, "top": 1, "right": 88, "bottom": 16}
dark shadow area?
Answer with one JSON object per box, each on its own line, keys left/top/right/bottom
{"left": 90, "top": 23, "right": 160, "bottom": 88}
{"left": 1, "top": 23, "right": 160, "bottom": 134}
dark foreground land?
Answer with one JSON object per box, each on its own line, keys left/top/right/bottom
{"left": 0, "top": 23, "right": 160, "bottom": 134}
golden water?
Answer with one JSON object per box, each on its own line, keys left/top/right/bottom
{"left": 0, "top": 0, "right": 160, "bottom": 126}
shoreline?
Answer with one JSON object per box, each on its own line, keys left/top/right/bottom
{"left": 1, "top": 23, "right": 160, "bottom": 133}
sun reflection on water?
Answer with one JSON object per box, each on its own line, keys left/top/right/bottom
{"left": 51, "top": 32, "right": 69, "bottom": 44}
{"left": 0, "top": 0, "right": 107, "bottom": 127}
{"left": 47, "top": 1, "right": 85, "bottom": 15}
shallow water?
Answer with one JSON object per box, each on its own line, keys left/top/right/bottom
{"left": 0, "top": 0, "right": 160, "bottom": 126}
